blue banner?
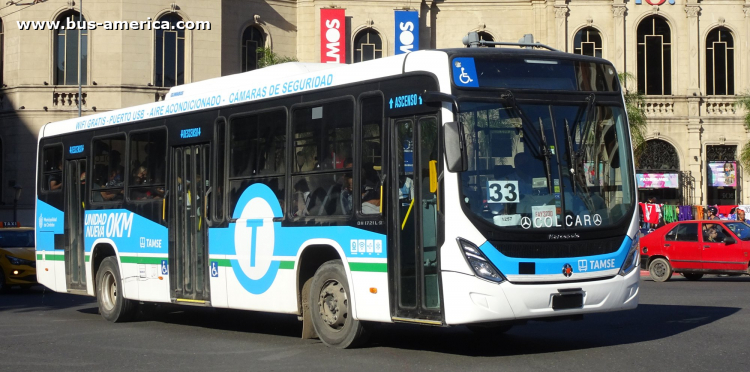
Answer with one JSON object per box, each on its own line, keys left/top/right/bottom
{"left": 394, "top": 10, "right": 419, "bottom": 55}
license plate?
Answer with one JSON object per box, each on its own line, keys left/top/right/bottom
{"left": 552, "top": 293, "right": 583, "bottom": 310}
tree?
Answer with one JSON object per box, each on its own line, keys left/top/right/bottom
{"left": 735, "top": 95, "right": 750, "bottom": 170}
{"left": 255, "top": 47, "right": 297, "bottom": 69}
{"left": 618, "top": 72, "right": 648, "bottom": 164}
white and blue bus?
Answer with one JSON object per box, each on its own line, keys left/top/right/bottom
{"left": 35, "top": 40, "right": 640, "bottom": 348}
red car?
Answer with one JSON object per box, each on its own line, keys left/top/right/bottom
{"left": 640, "top": 220, "right": 750, "bottom": 282}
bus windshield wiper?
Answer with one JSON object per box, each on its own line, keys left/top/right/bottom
{"left": 537, "top": 117, "right": 553, "bottom": 194}
{"left": 564, "top": 118, "right": 577, "bottom": 193}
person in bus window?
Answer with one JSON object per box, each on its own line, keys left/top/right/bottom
{"left": 362, "top": 179, "right": 380, "bottom": 214}
{"left": 293, "top": 179, "right": 311, "bottom": 217}
{"left": 49, "top": 160, "right": 63, "bottom": 190}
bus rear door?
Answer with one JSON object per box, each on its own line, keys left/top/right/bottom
{"left": 170, "top": 144, "right": 211, "bottom": 303}
{"left": 64, "top": 159, "right": 87, "bottom": 292}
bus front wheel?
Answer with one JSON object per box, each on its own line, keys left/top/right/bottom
{"left": 96, "top": 257, "right": 136, "bottom": 322}
{"left": 309, "top": 259, "right": 369, "bottom": 348}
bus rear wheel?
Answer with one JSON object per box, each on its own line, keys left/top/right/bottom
{"left": 96, "top": 257, "right": 136, "bottom": 322}
{"left": 309, "top": 260, "right": 369, "bottom": 348}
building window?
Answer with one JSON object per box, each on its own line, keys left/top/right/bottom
{"left": 637, "top": 140, "right": 679, "bottom": 170}
{"left": 55, "top": 12, "right": 88, "bottom": 85}
{"left": 353, "top": 29, "right": 382, "bottom": 63}
{"left": 637, "top": 16, "right": 671, "bottom": 95}
{"left": 574, "top": 27, "right": 602, "bottom": 58}
{"left": 706, "top": 27, "right": 734, "bottom": 96}
{"left": 477, "top": 31, "right": 494, "bottom": 47}
{"left": 154, "top": 14, "right": 185, "bottom": 87}
{"left": 241, "top": 26, "right": 264, "bottom": 72}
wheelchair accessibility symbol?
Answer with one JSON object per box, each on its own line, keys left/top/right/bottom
{"left": 161, "top": 260, "right": 168, "bottom": 275}
{"left": 459, "top": 67, "right": 473, "bottom": 84}
{"left": 210, "top": 261, "right": 219, "bottom": 278}
{"left": 452, "top": 58, "right": 479, "bottom": 87}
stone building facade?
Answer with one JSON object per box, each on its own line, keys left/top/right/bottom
{"left": 1, "top": 0, "right": 749, "bottom": 224}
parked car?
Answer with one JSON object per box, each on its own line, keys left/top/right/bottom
{"left": 0, "top": 226, "right": 37, "bottom": 291}
{"left": 640, "top": 220, "right": 750, "bottom": 282}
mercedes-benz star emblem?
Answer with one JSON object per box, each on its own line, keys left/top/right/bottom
{"left": 562, "top": 263, "right": 573, "bottom": 277}
{"left": 520, "top": 217, "right": 532, "bottom": 229}
{"left": 593, "top": 214, "right": 602, "bottom": 226}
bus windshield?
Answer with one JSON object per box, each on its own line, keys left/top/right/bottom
{"left": 458, "top": 100, "right": 634, "bottom": 231}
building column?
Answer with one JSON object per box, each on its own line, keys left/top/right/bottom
{"left": 687, "top": 97, "right": 703, "bottom": 205}
{"left": 422, "top": 0, "right": 435, "bottom": 49}
{"left": 554, "top": 4, "right": 569, "bottom": 51}
{"left": 744, "top": 3, "right": 750, "bottom": 94}
{"left": 685, "top": 5, "right": 701, "bottom": 95}
{"left": 611, "top": 4, "right": 627, "bottom": 73}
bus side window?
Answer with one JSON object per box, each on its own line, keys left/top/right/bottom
{"left": 359, "top": 95, "right": 383, "bottom": 215}
{"left": 128, "top": 129, "right": 166, "bottom": 201}
{"left": 228, "top": 110, "right": 286, "bottom": 216}
{"left": 291, "top": 100, "right": 353, "bottom": 217}
{"left": 42, "top": 145, "right": 64, "bottom": 192}
{"left": 91, "top": 135, "right": 126, "bottom": 202}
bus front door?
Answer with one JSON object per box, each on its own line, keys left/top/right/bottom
{"left": 390, "top": 115, "right": 443, "bottom": 323}
{"left": 170, "top": 144, "right": 211, "bottom": 303}
{"left": 64, "top": 159, "right": 87, "bottom": 292}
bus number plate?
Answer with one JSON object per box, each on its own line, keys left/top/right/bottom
{"left": 552, "top": 293, "right": 583, "bottom": 310}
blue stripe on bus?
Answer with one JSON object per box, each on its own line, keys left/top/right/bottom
{"left": 478, "top": 236, "right": 632, "bottom": 276}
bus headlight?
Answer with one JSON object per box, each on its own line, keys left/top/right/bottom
{"left": 619, "top": 236, "right": 640, "bottom": 276}
{"left": 457, "top": 238, "right": 505, "bottom": 283}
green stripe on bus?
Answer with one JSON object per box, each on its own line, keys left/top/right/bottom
{"left": 37, "top": 254, "right": 43, "bottom": 260}
{"left": 120, "top": 256, "right": 165, "bottom": 265}
{"left": 211, "top": 259, "right": 231, "bottom": 267}
{"left": 85, "top": 255, "right": 90, "bottom": 262}
{"left": 279, "top": 261, "right": 294, "bottom": 270}
{"left": 349, "top": 262, "right": 387, "bottom": 273}
{"left": 45, "top": 254, "right": 65, "bottom": 261}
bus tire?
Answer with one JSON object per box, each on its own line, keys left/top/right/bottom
{"left": 309, "top": 259, "right": 369, "bottom": 348}
{"left": 683, "top": 273, "right": 703, "bottom": 281}
{"left": 649, "top": 258, "right": 672, "bottom": 282}
{"left": 96, "top": 257, "right": 136, "bottom": 322}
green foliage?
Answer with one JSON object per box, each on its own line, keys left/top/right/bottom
{"left": 734, "top": 95, "right": 750, "bottom": 170}
{"left": 255, "top": 47, "right": 298, "bottom": 68}
{"left": 618, "top": 72, "right": 648, "bottom": 164}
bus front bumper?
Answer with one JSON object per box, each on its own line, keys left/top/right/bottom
{"left": 442, "top": 266, "right": 639, "bottom": 325}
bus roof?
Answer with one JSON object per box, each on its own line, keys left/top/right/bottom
{"left": 40, "top": 51, "right": 417, "bottom": 138}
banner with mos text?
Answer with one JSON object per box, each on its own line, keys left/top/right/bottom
{"left": 394, "top": 10, "right": 419, "bottom": 55}
{"left": 321, "top": 8, "right": 346, "bottom": 63}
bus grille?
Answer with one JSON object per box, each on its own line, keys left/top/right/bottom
{"left": 489, "top": 236, "right": 624, "bottom": 258}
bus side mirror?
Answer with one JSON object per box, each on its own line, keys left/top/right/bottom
{"left": 444, "top": 121, "right": 467, "bottom": 172}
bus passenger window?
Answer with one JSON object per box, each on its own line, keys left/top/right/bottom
{"left": 42, "top": 145, "right": 63, "bottom": 192}
{"left": 228, "top": 109, "right": 287, "bottom": 216}
{"left": 92, "top": 135, "right": 126, "bottom": 202}
{"left": 290, "top": 99, "right": 354, "bottom": 217}
{"left": 359, "top": 96, "right": 383, "bottom": 215}
{"left": 129, "top": 129, "right": 166, "bottom": 201}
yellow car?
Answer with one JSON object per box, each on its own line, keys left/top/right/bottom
{"left": 0, "top": 226, "right": 37, "bottom": 292}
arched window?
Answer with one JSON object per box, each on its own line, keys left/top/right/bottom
{"left": 154, "top": 14, "right": 185, "bottom": 87}
{"left": 637, "top": 16, "right": 671, "bottom": 95}
{"left": 353, "top": 29, "right": 382, "bottom": 63}
{"left": 574, "top": 27, "right": 602, "bottom": 58}
{"left": 477, "top": 31, "right": 494, "bottom": 47}
{"left": 241, "top": 26, "right": 264, "bottom": 72}
{"left": 55, "top": 12, "right": 88, "bottom": 85}
{"left": 706, "top": 27, "right": 734, "bottom": 96}
{"left": 637, "top": 140, "right": 679, "bottom": 170}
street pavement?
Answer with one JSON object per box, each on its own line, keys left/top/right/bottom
{"left": 1, "top": 275, "right": 748, "bottom": 372}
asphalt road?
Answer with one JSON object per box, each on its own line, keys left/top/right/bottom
{"left": 1, "top": 275, "right": 749, "bottom": 372}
